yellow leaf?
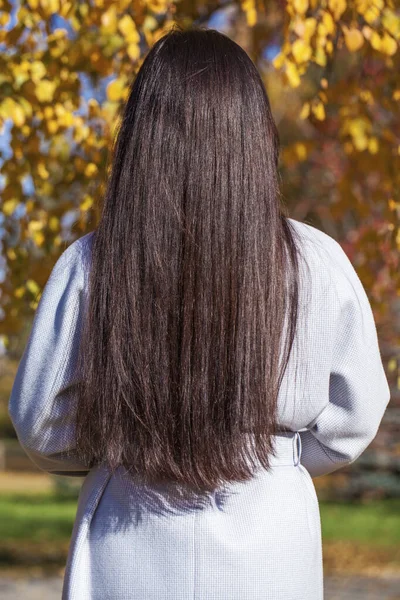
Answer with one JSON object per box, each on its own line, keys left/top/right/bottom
{"left": 304, "top": 17, "right": 317, "bottom": 39}
{"left": 143, "top": 15, "right": 158, "bottom": 31}
{"left": 127, "top": 43, "right": 141, "bottom": 61}
{"left": 55, "top": 104, "right": 66, "bottom": 118}
{"left": 107, "top": 78, "right": 126, "bottom": 101}
{"left": 362, "top": 25, "right": 372, "bottom": 40}
{"left": 33, "top": 231, "right": 45, "bottom": 246}
{"left": 70, "top": 15, "right": 81, "bottom": 30}
{"left": 293, "top": 0, "right": 309, "bottom": 14}
{"left": 2, "top": 199, "right": 19, "bottom": 216}
{"left": 300, "top": 102, "right": 310, "bottom": 119}
{"left": 31, "top": 61, "right": 46, "bottom": 82}
{"left": 295, "top": 142, "right": 308, "bottom": 160}
{"left": 292, "top": 39, "right": 312, "bottom": 63}
{"left": 0, "top": 13, "right": 10, "bottom": 26}
{"left": 328, "top": 0, "right": 346, "bottom": 20}
{"left": 364, "top": 5, "right": 382, "bottom": 25}
{"left": 368, "top": 137, "right": 379, "bottom": 154}
{"left": 118, "top": 14, "right": 140, "bottom": 43}
{"left": 322, "top": 11, "right": 335, "bottom": 35}
{"left": 147, "top": 0, "right": 169, "bottom": 13}
{"left": 12, "top": 102, "right": 25, "bottom": 126}
{"left": 78, "top": 3, "right": 88, "bottom": 17}
{"left": 28, "top": 220, "right": 44, "bottom": 233}
{"left": 7, "top": 248, "right": 17, "bottom": 261}
{"left": 314, "top": 46, "right": 327, "bottom": 66}
{"left": 354, "top": 0, "right": 368, "bottom": 13}
{"left": 0, "top": 334, "right": 9, "bottom": 349}
{"left": 380, "top": 32, "right": 397, "bottom": 56}
{"left": 326, "top": 40, "right": 334, "bottom": 54}
{"left": 382, "top": 8, "right": 400, "bottom": 40}
{"left": 59, "top": 111, "right": 74, "bottom": 127}
{"left": 44, "top": 106, "right": 53, "bottom": 119}
{"left": 14, "top": 286, "right": 25, "bottom": 299}
{"left": 272, "top": 52, "right": 285, "bottom": 69}
{"left": 319, "top": 90, "right": 328, "bottom": 103}
{"left": 370, "top": 31, "right": 381, "bottom": 51}
{"left": 359, "top": 90, "right": 372, "bottom": 103}
{"left": 245, "top": 7, "right": 257, "bottom": 27}
{"left": 37, "top": 163, "right": 50, "bottom": 179}
{"left": 47, "top": 119, "right": 58, "bottom": 134}
{"left": 346, "top": 116, "right": 370, "bottom": 134}
{"left": 77, "top": 124, "right": 89, "bottom": 141}
{"left": 35, "top": 79, "right": 57, "bottom": 102}
{"left": 0, "top": 98, "right": 23, "bottom": 125}
{"left": 317, "top": 22, "right": 327, "bottom": 39}
{"left": 85, "top": 163, "right": 98, "bottom": 177}
{"left": 393, "top": 89, "right": 400, "bottom": 100}
{"left": 101, "top": 5, "right": 118, "bottom": 34}
{"left": 388, "top": 357, "right": 397, "bottom": 372}
{"left": 351, "top": 133, "right": 368, "bottom": 151}
{"left": 49, "top": 216, "right": 59, "bottom": 231}
{"left": 26, "top": 279, "right": 41, "bottom": 295}
{"left": 60, "top": 1, "right": 73, "bottom": 18}
{"left": 312, "top": 100, "right": 325, "bottom": 120}
{"left": 80, "top": 195, "right": 94, "bottom": 211}
{"left": 40, "top": 0, "right": 60, "bottom": 15}
{"left": 286, "top": 61, "right": 301, "bottom": 87}
{"left": 343, "top": 26, "right": 364, "bottom": 52}
{"left": 19, "top": 61, "right": 30, "bottom": 73}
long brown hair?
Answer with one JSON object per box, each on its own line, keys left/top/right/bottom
{"left": 74, "top": 25, "right": 302, "bottom": 493}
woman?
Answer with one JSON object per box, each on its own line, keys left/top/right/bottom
{"left": 8, "top": 25, "right": 390, "bottom": 600}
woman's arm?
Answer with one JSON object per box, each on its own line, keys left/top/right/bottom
{"left": 299, "top": 236, "right": 391, "bottom": 478}
{"left": 8, "top": 237, "right": 91, "bottom": 477}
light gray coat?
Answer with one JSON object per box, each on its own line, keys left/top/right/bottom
{"left": 8, "top": 218, "right": 391, "bottom": 599}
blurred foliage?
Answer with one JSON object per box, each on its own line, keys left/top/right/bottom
{"left": 0, "top": 0, "right": 399, "bottom": 368}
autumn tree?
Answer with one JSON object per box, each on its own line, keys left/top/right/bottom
{"left": 0, "top": 0, "right": 399, "bottom": 376}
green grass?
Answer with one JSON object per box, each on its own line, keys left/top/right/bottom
{"left": 0, "top": 493, "right": 399, "bottom": 571}
{"left": 320, "top": 498, "right": 400, "bottom": 547}
{"left": 0, "top": 492, "right": 399, "bottom": 546}
{"left": 0, "top": 493, "right": 77, "bottom": 543}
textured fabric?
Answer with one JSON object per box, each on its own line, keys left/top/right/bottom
{"left": 8, "top": 218, "right": 391, "bottom": 599}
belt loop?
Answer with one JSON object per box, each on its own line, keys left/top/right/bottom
{"left": 293, "top": 431, "right": 302, "bottom": 466}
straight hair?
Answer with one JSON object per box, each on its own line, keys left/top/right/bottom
{"left": 74, "top": 25, "right": 303, "bottom": 494}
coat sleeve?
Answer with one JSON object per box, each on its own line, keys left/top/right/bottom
{"left": 8, "top": 240, "right": 90, "bottom": 477}
{"left": 299, "top": 237, "right": 391, "bottom": 478}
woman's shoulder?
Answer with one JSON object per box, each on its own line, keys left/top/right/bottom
{"left": 44, "top": 231, "right": 95, "bottom": 289}
{"left": 287, "top": 218, "right": 371, "bottom": 314}
{"left": 70, "top": 230, "right": 95, "bottom": 261}
{"left": 286, "top": 217, "right": 355, "bottom": 276}
{"left": 287, "top": 217, "right": 344, "bottom": 256}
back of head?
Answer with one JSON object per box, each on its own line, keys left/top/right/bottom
{"left": 74, "top": 25, "right": 301, "bottom": 494}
